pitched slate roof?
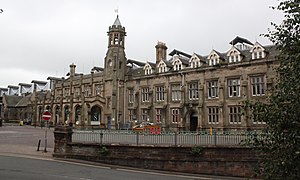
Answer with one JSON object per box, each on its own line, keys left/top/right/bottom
{"left": 3, "top": 95, "right": 23, "bottom": 107}
{"left": 169, "top": 49, "right": 192, "bottom": 58}
{"left": 127, "top": 59, "right": 146, "bottom": 67}
{"left": 178, "top": 56, "right": 190, "bottom": 66}
{"left": 230, "top": 36, "right": 253, "bottom": 46}
{"left": 194, "top": 53, "right": 207, "bottom": 63}
{"left": 146, "top": 62, "right": 156, "bottom": 69}
{"left": 91, "top": 66, "right": 104, "bottom": 72}
{"left": 15, "top": 96, "right": 31, "bottom": 107}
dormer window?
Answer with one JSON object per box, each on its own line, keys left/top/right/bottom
{"left": 208, "top": 50, "right": 223, "bottom": 66}
{"left": 145, "top": 68, "right": 152, "bottom": 75}
{"left": 144, "top": 64, "right": 153, "bottom": 75}
{"left": 229, "top": 52, "right": 240, "bottom": 63}
{"left": 227, "top": 46, "right": 242, "bottom": 63}
{"left": 209, "top": 55, "right": 219, "bottom": 66}
{"left": 158, "top": 61, "right": 167, "bottom": 73}
{"left": 250, "top": 42, "right": 266, "bottom": 60}
{"left": 173, "top": 59, "right": 183, "bottom": 71}
{"left": 190, "top": 57, "right": 201, "bottom": 68}
{"left": 252, "top": 47, "right": 265, "bottom": 59}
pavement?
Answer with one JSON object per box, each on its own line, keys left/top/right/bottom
{"left": 0, "top": 124, "right": 54, "bottom": 159}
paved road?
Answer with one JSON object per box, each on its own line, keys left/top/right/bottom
{"left": 0, "top": 155, "right": 245, "bottom": 180}
{"left": 0, "top": 124, "right": 54, "bottom": 157}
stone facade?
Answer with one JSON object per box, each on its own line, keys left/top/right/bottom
{"left": 4, "top": 16, "right": 279, "bottom": 131}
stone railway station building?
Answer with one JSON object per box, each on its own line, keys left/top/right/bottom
{"left": 0, "top": 16, "right": 279, "bottom": 131}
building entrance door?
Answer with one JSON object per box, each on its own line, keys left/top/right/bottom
{"left": 190, "top": 112, "right": 198, "bottom": 131}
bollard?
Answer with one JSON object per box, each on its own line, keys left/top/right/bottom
{"left": 37, "top": 139, "right": 41, "bottom": 151}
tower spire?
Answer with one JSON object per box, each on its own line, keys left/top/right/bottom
{"left": 113, "top": 15, "right": 122, "bottom": 27}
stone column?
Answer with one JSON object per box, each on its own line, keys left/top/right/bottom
{"left": 53, "top": 125, "right": 73, "bottom": 155}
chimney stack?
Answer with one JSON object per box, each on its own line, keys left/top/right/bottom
{"left": 155, "top": 41, "right": 168, "bottom": 63}
{"left": 70, "top": 63, "right": 76, "bottom": 77}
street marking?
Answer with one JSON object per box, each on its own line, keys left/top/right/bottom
{"left": 116, "top": 168, "right": 213, "bottom": 180}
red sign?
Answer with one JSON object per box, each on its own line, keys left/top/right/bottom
{"left": 42, "top": 111, "right": 51, "bottom": 121}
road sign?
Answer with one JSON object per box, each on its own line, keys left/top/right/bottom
{"left": 42, "top": 111, "right": 51, "bottom": 121}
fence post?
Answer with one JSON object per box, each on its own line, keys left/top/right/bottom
{"left": 136, "top": 132, "right": 139, "bottom": 145}
{"left": 100, "top": 132, "right": 103, "bottom": 145}
{"left": 214, "top": 130, "right": 217, "bottom": 146}
{"left": 174, "top": 132, "right": 178, "bottom": 146}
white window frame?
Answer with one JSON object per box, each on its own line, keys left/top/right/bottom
{"left": 189, "top": 82, "right": 199, "bottom": 100}
{"left": 141, "top": 87, "right": 150, "bottom": 102}
{"left": 229, "top": 106, "right": 241, "bottom": 124}
{"left": 228, "top": 78, "right": 241, "bottom": 97}
{"left": 251, "top": 76, "right": 265, "bottom": 96}
{"left": 251, "top": 47, "right": 265, "bottom": 60}
{"left": 158, "top": 63, "right": 167, "bottom": 73}
{"left": 155, "top": 108, "right": 162, "bottom": 123}
{"left": 208, "top": 107, "right": 219, "bottom": 124}
{"left": 155, "top": 86, "right": 165, "bottom": 102}
{"left": 171, "top": 108, "right": 180, "bottom": 123}
{"left": 128, "top": 109, "right": 133, "bottom": 121}
{"left": 207, "top": 80, "right": 219, "bottom": 99}
{"left": 142, "top": 109, "right": 148, "bottom": 122}
{"left": 128, "top": 89, "right": 134, "bottom": 103}
{"left": 171, "top": 84, "right": 181, "bottom": 101}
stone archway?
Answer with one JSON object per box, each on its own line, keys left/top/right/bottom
{"left": 190, "top": 111, "right": 198, "bottom": 131}
{"left": 54, "top": 105, "right": 60, "bottom": 125}
{"left": 75, "top": 105, "right": 81, "bottom": 126}
{"left": 64, "top": 105, "right": 70, "bottom": 124}
{"left": 91, "top": 105, "right": 101, "bottom": 126}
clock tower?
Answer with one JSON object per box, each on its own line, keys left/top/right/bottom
{"left": 104, "top": 15, "right": 127, "bottom": 129}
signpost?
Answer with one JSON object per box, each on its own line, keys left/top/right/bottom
{"left": 42, "top": 111, "right": 51, "bottom": 152}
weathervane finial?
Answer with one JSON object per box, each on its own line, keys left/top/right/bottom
{"left": 114, "top": 7, "right": 119, "bottom": 16}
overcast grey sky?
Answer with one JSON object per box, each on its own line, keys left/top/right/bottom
{"left": 0, "top": 0, "right": 283, "bottom": 88}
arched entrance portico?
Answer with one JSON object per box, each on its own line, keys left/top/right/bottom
{"left": 91, "top": 105, "right": 101, "bottom": 126}
{"left": 190, "top": 111, "right": 198, "bottom": 131}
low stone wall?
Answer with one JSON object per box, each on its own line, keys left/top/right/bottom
{"left": 53, "top": 126, "right": 258, "bottom": 178}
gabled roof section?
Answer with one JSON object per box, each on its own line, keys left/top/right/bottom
{"left": 230, "top": 36, "right": 253, "bottom": 46}
{"left": 208, "top": 49, "right": 226, "bottom": 60}
{"left": 8, "top": 85, "right": 19, "bottom": 89}
{"left": 250, "top": 42, "right": 267, "bottom": 53}
{"left": 226, "top": 46, "right": 243, "bottom": 56}
{"left": 169, "top": 49, "right": 192, "bottom": 58}
{"left": 18, "top": 83, "right": 32, "bottom": 87}
{"left": 113, "top": 15, "right": 122, "bottom": 26}
{"left": 127, "top": 59, "right": 146, "bottom": 67}
{"left": 157, "top": 60, "right": 172, "bottom": 68}
{"left": 192, "top": 53, "right": 207, "bottom": 63}
{"left": 31, "top": 80, "right": 47, "bottom": 86}
{"left": 144, "top": 62, "right": 156, "bottom": 69}
{"left": 47, "top": 76, "right": 63, "bottom": 81}
{"left": 91, "top": 66, "right": 104, "bottom": 72}
{"left": 173, "top": 55, "right": 189, "bottom": 66}
{"left": 66, "top": 72, "right": 82, "bottom": 76}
